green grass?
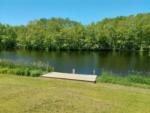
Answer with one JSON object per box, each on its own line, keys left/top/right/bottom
{"left": 97, "top": 73, "right": 150, "bottom": 88}
{"left": 0, "top": 74, "right": 150, "bottom": 113}
{"left": 0, "top": 60, "right": 53, "bottom": 77}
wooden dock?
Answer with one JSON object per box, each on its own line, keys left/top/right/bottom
{"left": 41, "top": 72, "right": 97, "bottom": 83}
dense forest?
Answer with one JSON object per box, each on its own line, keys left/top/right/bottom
{"left": 0, "top": 13, "right": 150, "bottom": 51}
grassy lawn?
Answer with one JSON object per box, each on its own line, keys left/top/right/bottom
{"left": 0, "top": 74, "right": 150, "bottom": 113}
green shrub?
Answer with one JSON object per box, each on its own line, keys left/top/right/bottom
{"left": 30, "top": 70, "right": 43, "bottom": 77}
{"left": 14, "top": 68, "right": 26, "bottom": 75}
{"left": 0, "top": 68, "right": 9, "bottom": 74}
{"left": 24, "top": 68, "right": 30, "bottom": 76}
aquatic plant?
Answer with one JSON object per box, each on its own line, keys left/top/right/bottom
{"left": 0, "top": 59, "right": 54, "bottom": 77}
{"left": 97, "top": 72, "right": 150, "bottom": 86}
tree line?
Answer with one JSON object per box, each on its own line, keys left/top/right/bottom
{"left": 0, "top": 13, "right": 150, "bottom": 51}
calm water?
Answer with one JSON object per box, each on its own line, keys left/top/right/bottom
{"left": 0, "top": 50, "right": 150, "bottom": 75}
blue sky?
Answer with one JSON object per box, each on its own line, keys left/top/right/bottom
{"left": 0, "top": 0, "right": 150, "bottom": 25}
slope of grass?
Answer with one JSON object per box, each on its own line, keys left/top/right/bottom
{"left": 0, "top": 74, "right": 150, "bottom": 113}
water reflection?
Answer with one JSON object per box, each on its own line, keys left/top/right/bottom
{"left": 0, "top": 50, "right": 149, "bottom": 75}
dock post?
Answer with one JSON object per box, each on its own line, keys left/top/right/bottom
{"left": 93, "top": 69, "right": 96, "bottom": 75}
{"left": 72, "top": 68, "right": 75, "bottom": 74}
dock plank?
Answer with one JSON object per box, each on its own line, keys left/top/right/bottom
{"left": 41, "top": 72, "right": 97, "bottom": 83}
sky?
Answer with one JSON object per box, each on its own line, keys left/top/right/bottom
{"left": 0, "top": 0, "right": 150, "bottom": 25}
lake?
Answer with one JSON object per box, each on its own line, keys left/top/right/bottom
{"left": 0, "top": 50, "right": 149, "bottom": 75}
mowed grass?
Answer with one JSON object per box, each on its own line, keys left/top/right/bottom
{"left": 0, "top": 74, "right": 150, "bottom": 113}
